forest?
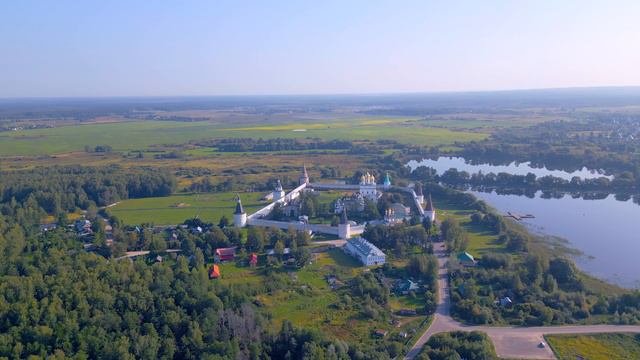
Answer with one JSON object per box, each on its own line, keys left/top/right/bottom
{"left": 0, "top": 190, "right": 413, "bottom": 359}
{"left": 0, "top": 161, "right": 437, "bottom": 359}
{"left": 0, "top": 165, "right": 176, "bottom": 215}
{"left": 415, "top": 331, "right": 497, "bottom": 360}
{"left": 196, "top": 138, "right": 354, "bottom": 152}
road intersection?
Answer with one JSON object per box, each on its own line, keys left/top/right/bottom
{"left": 405, "top": 242, "right": 640, "bottom": 359}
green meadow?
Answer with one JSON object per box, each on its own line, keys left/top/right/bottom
{"left": 546, "top": 333, "right": 640, "bottom": 360}
{"left": 433, "top": 194, "right": 506, "bottom": 258}
{"left": 0, "top": 118, "right": 487, "bottom": 156}
{"left": 107, "top": 192, "right": 267, "bottom": 225}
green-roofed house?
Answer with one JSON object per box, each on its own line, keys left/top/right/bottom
{"left": 395, "top": 279, "right": 420, "bottom": 295}
{"left": 457, "top": 251, "right": 476, "bottom": 266}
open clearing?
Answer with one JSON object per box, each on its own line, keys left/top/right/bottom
{"left": 433, "top": 194, "right": 506, "bottom": 258}
{"left": 0, "top": 118, "right": 487, "bottom": 156}
{"left": 107, "top": 192, "right": 266, "bottom": 225}
{"left": 218, "top": 248, "right": 429, "bottom": 346}
{"left": 545, "top": 333, "right": 640, "bottom": 360}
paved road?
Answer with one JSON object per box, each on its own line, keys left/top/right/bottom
{"left": 405, "top": 242, "right": 640, "bottom": 359}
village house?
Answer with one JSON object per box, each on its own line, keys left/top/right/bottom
{"left": 373, "top": 329, "right": 388, "bottom": 338}
{"left": 266, "top": 247, "right": 291, "bottom": 257}
{"left": 397, "top": 309, "right": 418, "bottom": 316}
{"left": 215, "top": 247, "right": 235, "bottom": 262}
{"left": 457, "top": 251, "right": 476, "bottom": 266}
{"left": 74, "top": 219, "right": 93, "bottom": 236}
{"left": 40, "top": 223, "right": 57, "bottom": 232}
{"left": 249, "top": 253, "right": 258, "bottom": 267}
{"left": 499, "top": 296, "right": 513, "bottom": 307}
{"left": 325, "top": 275, "right": 345, "bottom": 290}
{"left": 208, "top": 264, "right": 221, "bottom": 279}
{"left": 395, "top": 279, "right": 419, "bottom": 295}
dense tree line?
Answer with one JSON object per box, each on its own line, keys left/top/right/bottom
{"left": 363, "top": 223, "right": 431, "bottom": 257}
{"left": 0, "top": 166, "right": 176, "bottom": 216}
{"left": 197, "top": 138, "right": 353, "bottom": 152}
{"left": 421, "top": 166, "right": 639, "bottom": 193}
{"left": 440, "top": 218, "right": 469, "bottom": 252}
{"left": 415, "top": 331, "right": 497, "bottom": 360}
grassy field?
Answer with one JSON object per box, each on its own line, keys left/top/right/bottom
{"left": 546, "top": 333, "right": 640, "bottom": 360}
{"left": 433, "top": 194, "right": 506, "bottom": 258}
{"left": 256, "top": 249, "right": 363, "bottom": 331}
{"left": 0, "top": 118, "right": 487, "bottom": 156}
{"left": 107, "top": 192, "right": 267, "bottom": 225}
{"left": 214, "top": 248, "right": 428, "bottom": 345}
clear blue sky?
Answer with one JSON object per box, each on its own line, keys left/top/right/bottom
{"left": 1, "top": 0, "right": 639, "bottom": 97}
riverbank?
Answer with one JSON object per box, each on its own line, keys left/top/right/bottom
{"left": 406, "top": 156, "right": 640, "bottom": 288}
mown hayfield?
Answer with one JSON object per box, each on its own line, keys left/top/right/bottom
{"left": 546, "top": 333, "right": 640, "bottom": 360}
{"left": 0, "top": 118, "right": 487, "bottom": 156}
{"left": 107, "top": 192, "right": 267, "bottom": 225}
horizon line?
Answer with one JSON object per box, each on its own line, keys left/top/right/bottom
{"left": 2, "top": 85, "right": 640, "bottom": 101}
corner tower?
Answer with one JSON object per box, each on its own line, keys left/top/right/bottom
{"left": 425, "top": 193, "right": 436, "bottom": 223}
{"left": 233, "top": 196, "right": 247, "bottom": 227}
{"left": 338, "top": 207, "right": 351, "bottom": 239}
{"left": 415, "top": 182, "right": 424, "bottom": 205}
{"left": 273, "top": 179, "right": 285, "bottom": 202}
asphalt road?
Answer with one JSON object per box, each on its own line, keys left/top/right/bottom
{"left": 405, "top": 242, "right": 640, "bottom": 360}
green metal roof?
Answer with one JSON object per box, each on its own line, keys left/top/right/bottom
{"left": 457, "top": 251, "right": 475, "bottom": 263}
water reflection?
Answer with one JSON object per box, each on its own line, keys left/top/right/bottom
{"left": 471, "top": 190, "right": 640, "bottom": 288}
{"left": 406, "top": 156, "right": 638, "bottom": 288}
{"left": 407, "top": 156, "right": 612, "bottom": 180}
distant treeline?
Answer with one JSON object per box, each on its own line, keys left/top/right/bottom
{"left": 459, "top": 115, "right": 640, "bottom": 179}
{"left": 0, "top": 165, "right": 176, "bottom": 216}
{"left": 410, "top": 165, "right": 640, "bottom": 193}
{"left": 197, "top": 138, "right": 353, "bottom": 152}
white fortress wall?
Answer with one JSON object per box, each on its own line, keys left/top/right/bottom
{"left": 248, "top": 182, "right": 308, "bottom": 220}
{"left": 246, "top": 181, "right": 419, "bottom": 237}
{"left": 309, "top": 183, "right": 360, "bottom": 190}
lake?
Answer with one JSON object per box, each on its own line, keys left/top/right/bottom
{"left": 407, "top": 157, "right": 639, "bottom": 288}
{"left": 471, "top": 190, "right": 640, "bottom": 288}
{"left": 407, "top": 156, "right": 611, "bottom": 180}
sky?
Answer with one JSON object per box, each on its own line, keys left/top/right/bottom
{"left": 1, "top": 0, "right": 639, "bottom": 97}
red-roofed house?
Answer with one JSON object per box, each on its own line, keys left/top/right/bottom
{"left": 208, "top": 264, "right": 221, "bottom": 279}
{"left": 215, "top": 247, "right": 235, "bottom": 262}
{"left": 249, "top": 253, "right": 258, "bottom": 267}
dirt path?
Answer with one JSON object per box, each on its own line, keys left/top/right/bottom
{"left": 312, "top": 239, "right": 346, "bottom": 247}
{"left": 405, "top": 242, "right": 640, "bottom": 359}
